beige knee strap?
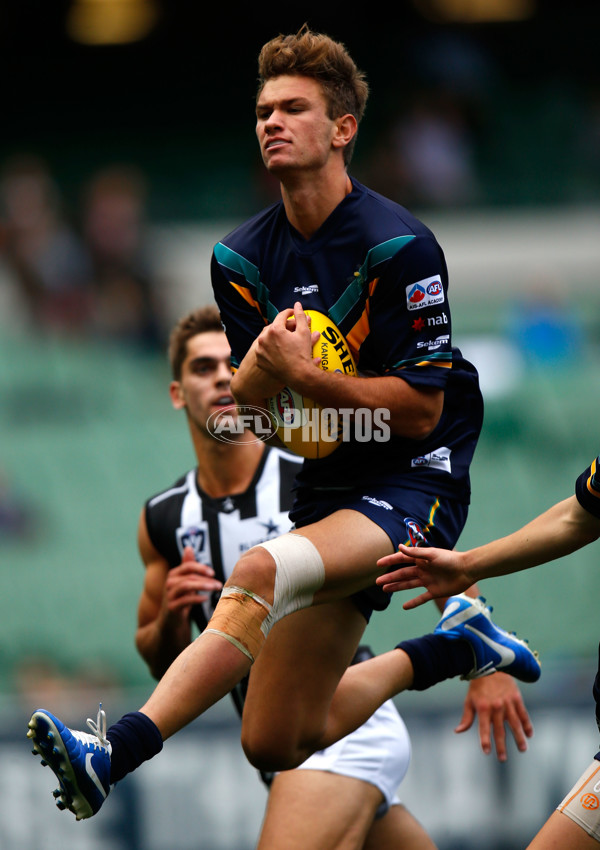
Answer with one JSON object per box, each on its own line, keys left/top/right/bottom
{"left": 259, "top": 533, "right": 325, "bottom": 630}
{"left": 203, "top": 533, "right": 325, "bottom": 663}
{"left": 204, "top": 586, "right": 272, "bottom": 661}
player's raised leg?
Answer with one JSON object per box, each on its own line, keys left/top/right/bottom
{"left": 279, "top": 593, "right": 540, "bottom": 756}
{"left": 140, "top": 509, "right": 392, "bottom": 746}
{"left": 241, "top": 599, "right": 368, "bottom": 771}
{"left": 27, "top": 520, "right": 539, "bottom": 819}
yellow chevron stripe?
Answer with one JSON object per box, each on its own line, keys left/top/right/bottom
{"left": 230, "top": 282, "right": 268, "bottom": 324}
{"left": 396, "top": 360, "right": 452, "bottom": 370}
{"left": 587, "top": 457, "right": 600, "bottom": 498}
{"left": 344, "top": 278, "right": 379, "bottom": 361}
{"left": 426, "top": 498, "right": 440, "bottom": 528}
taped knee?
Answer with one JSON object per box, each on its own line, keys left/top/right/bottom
{"left": 204, "top": 533, "right": 325, "bottom": 663}
{"left": 260, "top": 533, "right": 325, "bottom": 628}
{"left": 204, "top": 586, "right": 272, "bottom": 662}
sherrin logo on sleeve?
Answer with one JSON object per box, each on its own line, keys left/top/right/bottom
{"left": 406, "top": 275, "right": 445, "bottom": 311}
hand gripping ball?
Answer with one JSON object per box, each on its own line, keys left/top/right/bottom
{"left": 267, "top": 310, "right": 356, "bottom": 459}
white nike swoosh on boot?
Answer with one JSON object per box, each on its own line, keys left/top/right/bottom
{"left": 438, "top": 600, "right": 478, "bottom": 631}
{"left": 85, "top": 753, "right": 108, "bottom": 799}
{"left": 464, "top": 624, "right": 516, "bottom": 668}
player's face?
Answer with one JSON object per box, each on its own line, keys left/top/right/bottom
{"left": 256, "top": 75, "right": 341, "bottom": 176}
{"left": 171, "top": 332, "right": 235, "bottom": 434}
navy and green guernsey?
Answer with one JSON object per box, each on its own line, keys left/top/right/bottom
{"left": 211, "top": 178, "right": 483, "bottom": 504}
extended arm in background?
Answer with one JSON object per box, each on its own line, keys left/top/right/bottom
{"left": 376, "top": 495, "right": 600, "bottom": 610}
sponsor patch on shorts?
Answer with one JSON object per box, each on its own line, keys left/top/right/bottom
{"left": 403, "top": 517, "right": 427, "bottom": 546}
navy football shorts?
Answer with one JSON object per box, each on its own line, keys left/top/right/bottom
{"left": 290, "top": 484, "right": 469, "bottom": 621}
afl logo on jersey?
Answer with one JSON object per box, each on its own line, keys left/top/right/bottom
{"left": 406, "top": 276, "right": 445, "bottom": 311}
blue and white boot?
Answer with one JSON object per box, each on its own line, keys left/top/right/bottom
{"left": 27, "top": 704, "right": 112, "bottom": 820}
{"left": 434, "top": 593, "right": 541, "bottom": 682}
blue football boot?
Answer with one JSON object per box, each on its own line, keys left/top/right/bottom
{"left": 434, "top": 593, "right": 541, "bottom": 682}
{"left": 27, "top": 704, "right": 112, "bottom": 820}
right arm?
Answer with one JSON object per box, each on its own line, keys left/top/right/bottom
{"left": 234, "top": 303, "right": 443, "bottom": 439}
{"left": 135, "top": 509, "right": 223, "bottom": 680}
{"left": 377, "top": 495, "right": 600, "bottom": 609}
{"left": 230, "top": 330, "right": 289, "bottom": 409}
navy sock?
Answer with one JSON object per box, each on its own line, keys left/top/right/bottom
{"left": 106, "top": 711, "right": 163, "bottom": 783}
{"left": 396, "top": 634, "right": 474, "bottom": 691}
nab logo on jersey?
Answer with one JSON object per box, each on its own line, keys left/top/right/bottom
{"left": 406, "top": 276, "right": 445, "bottom": 311}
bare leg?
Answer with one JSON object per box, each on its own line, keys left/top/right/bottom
{"left": 527, "top": 811, "right": 600, "bottom": 850}
{"left": 527, "top": 759, "right": 600, "bottom": 849}
{"left": 241, "top": 599, "right": 416, "bottom": 770}
{"left": 142, "top": 510, "right": 394, "bottom": 744}
{"left": 364, "top": 804, "right": 439, "bottom": 850}
{"left": 241, "top": 600, "right": 368, "bottom": 769}
{"left": 320, "top": 649, "right": 414, "bottom": 748}
{"left": 139, "top": 541, "right": 279, "bottom": 739}
{"left": 139, "top": 632, "right": 252, "bottom": 739}
{"left": 257, "top": 770, "right": 383, "bottom": 850}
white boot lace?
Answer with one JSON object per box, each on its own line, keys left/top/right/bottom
{"left": 85, "top": 703, "right": 109, "bottom": 748}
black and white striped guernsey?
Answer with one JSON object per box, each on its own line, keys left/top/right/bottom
{"left": 144, "top": 445, "right": 302, "bottom": 633}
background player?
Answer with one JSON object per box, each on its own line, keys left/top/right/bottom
{"left": 376, "top": 456, "right": 600, "bottom": 849}
{"left": 28, "top": 27, "right": 539, "bottom": 822}
{"left": 136, "top": 304, "right": 436, "bottom": 849}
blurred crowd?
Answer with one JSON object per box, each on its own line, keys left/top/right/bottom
{"left": 0, "top": 154, "right": 167, "bottom": 352}
{"left": 0, "top": 156, "right": 171, "bottom": 542}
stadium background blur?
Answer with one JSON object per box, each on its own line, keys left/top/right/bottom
{"left": 1, "top": 2, "right": 600, "bottom": 848}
